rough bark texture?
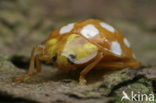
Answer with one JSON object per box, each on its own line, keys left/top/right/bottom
{"left": 0, "top": 59, "right": 156, "bottom": 103}
{"left": 0, "top": 0, "right": 156, "bottom": 103}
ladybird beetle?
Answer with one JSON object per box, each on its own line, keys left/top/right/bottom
{"left": 13, "top": 19, "right": 141, "bottom": 85}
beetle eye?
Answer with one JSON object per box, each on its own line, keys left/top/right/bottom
{"left": 52, "top": 54, "right": 57, "bottom": 62}
{"left": 67, "top": 54, "right": 76, "bottom": 64}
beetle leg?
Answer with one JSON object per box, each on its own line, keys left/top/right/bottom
{"left": 12, "top": 47, "right": 42, "bottom": 83}
{"left": 96, "top": 61, "right": 126, "bottom": 69}
{"left": 124, "top": 59, "right": 140, "bottom": 68}
{"left": 35, "top": 55, "right": 41, "bottom": 73}
{"left": 79, "top": 52, "right": 104, "bottom": 85}
{"left": 96, "top": 59, "right": 140, "bottom": 69}
{"left": 28, "top": 54, "right": 41, "bottom": 75}
{"left": 28, "top": 47, "right": 36, "bottom": 74}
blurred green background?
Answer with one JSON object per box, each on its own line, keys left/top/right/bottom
{"left": 0, "top": 0, "right": 156, "bottom": 65}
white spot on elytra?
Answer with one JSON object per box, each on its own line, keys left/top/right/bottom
{"left": 124, "top": 38, "right": 130, "bottom": 48}
{"left": 80, "top": 24, "right": 99, "bottom": 38}
{"left": 111, "top": 41, "right": 122, "bottom": 56}
{"left": 100, "top": 22, "right": 115, "bottom": 33}
{"left": 59, "top": 23, "right": 75, "bottom": 34}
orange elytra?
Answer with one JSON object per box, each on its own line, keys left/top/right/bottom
{"left": 13, "top": 19, "right": 141, "bottom": 85}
